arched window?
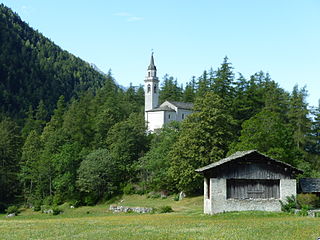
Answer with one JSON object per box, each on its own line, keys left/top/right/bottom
{"left": 148, "top": 72, "right": 151, "bottom": 77}
{"left": 154, "top": 84, "right": 157, "bottom": 93}
{"left": 147, "top": 84, "right": 151, "bottom": 93}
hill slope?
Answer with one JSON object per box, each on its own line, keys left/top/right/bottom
{"left": 0, "top": 4, "right": 107, "bottom": 118}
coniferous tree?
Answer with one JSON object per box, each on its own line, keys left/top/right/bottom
{"left": 20, "top": 130, "right": 42, "bottom": 201}
{"left": 0, "top": 118, "right": 21, "bottom": 209}
{"left": 159, "top": 74, "right": 183, "bottom": 103}
{"left": 183, "top": 77, "right": 196, "bottom": 103}
{"left": 169, "top": 92, "right": 235, "bottom": 193}
{"left": 137, "top": 122, "right": 181, "bottom": 192}
{"left": 211, "top": 56, "right": 235, "bottom": 106}
{"left": 288, "top": 85, "right": 311, "bottom": 150}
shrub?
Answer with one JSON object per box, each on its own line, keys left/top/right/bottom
{"left": 159, "top": 205, "right": 173, "bottom": 213}
{"left": 69, "top": 199, "right": 81, "bottom": 208}
{"left": 279, "top": 195, "right": 297, "bottom": 213}
{"left": 53, "top": 194, "right": 64, "bottom": 205}
{"left": 123, "top": 183, "right": 135, "bottom": 195}
{"left": 52, "top": 207, "right": 62, "bottom": 215}
{"left": 297, "top": 194, "right": 319, "bottom": 209}
{"left": 297, "top": 205, "right": 310, "bottom": 216}
{"left": 43, "top": 196, "right": 53, "bottom": 206}
{"left": 33, "top": 200, "right": 42, "bottom": 211}
{"left": 173, "top": 194, "right": 179, "bottom": 201}
{"left": 6, "top": 205, "right": 20, "bottom": 215}
{"left": 84, "top": 195, "right": 97, "bottom": 206}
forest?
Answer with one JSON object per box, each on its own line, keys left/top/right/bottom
{"left": 0, "top": 4, "right": 319, "bottom": 211}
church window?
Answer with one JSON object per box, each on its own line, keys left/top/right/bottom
{"left": 148, "top": 72, "right": 150, "bottom": 77}
{"left": 147, "top": 84, "right": 151, "bottom": 93}
{"left": 154, "top": 84, "right": 157, "bottom": 93}
{"left": 182, "top": 114, "right": 185, "bottom": 119}
{"left": 168, "top": 114, "right": 171, "bottom": 119}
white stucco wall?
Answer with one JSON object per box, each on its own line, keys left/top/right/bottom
{"left": 144, "top": 80, "right": 159, "bottom": 112}
{"left": 164, "top": 111, "right": 176, "bottom": 123}
{"left": 205, "top": 178, "right": 297, "bottom": 214}
{"left": 280, "top": 179, "right": 297, "bottom": 201}
{"left": 176, "top": 109, "right": 193, "bottom": 121}
{"left": 146, "top": 111, "right": 164, "bottom": 132}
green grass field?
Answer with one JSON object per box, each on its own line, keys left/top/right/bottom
{"left": 1, "top": 195, "right": 320, "bottom": 240}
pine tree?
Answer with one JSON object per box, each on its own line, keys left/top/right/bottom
{"left": 211, "top": 56, "right": 235, "bottom": 106}
{"left": 159, "top": 74, "right": 183, "bottom": 103}
{"left": 20, "top": 130, "right": 42, "bottom": 201}
{"left": 183, "top": 77, "right": 196, "bottom": 103}
{"left": 0, "top": 118, "right": 21, "bottom": 208}
{"left": 288, "top": 85, "right": 311, "bottom": 150}
{"left": 169, "top": 92, "right": 235, "bottom": 193}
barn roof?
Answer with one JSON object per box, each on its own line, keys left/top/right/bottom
{"left": 195, "top": 150, "right": 303, "bottom": 174}
{"left": 300, "top": 178, "right": 320, "bottom": 193}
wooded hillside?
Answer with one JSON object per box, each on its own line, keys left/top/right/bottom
{"left": 0, "top": 4, "right": 106, "bottom": 118}
{"left": 0, "top": 4, "right": 319, "bottom": 212}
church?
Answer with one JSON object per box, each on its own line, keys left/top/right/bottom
{"left": 144, "top": 54, "right": 193, "bottom": 132}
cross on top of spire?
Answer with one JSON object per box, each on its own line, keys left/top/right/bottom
{"left": 148, "top": 52, "right": 156, "bottom": 71}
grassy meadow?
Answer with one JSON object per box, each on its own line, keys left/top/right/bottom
{"left": 1, "top": 195, "right": 320, "bottom": 240}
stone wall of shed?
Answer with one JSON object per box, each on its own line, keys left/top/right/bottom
{"left": 206, "top": 178, "right": 297, "bottom": 214}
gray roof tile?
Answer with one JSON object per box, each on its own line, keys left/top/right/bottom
{"left": 300, "top": 178, "right": 320, "bottom": 193}
{"left": 195, "top": 150, "right": 303, "bottom": 174}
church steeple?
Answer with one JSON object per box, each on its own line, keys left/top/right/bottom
{"left": 144, "top": 53, "right": 159, "bottom": 114}
{"left": 148, "top": 53, "right": 157, "bottom": 71}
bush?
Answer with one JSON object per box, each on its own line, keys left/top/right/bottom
{"left": 123, "top": 183, "right": 135, "bottom": 195}
{"left": 68, "top": 199, "right": 81, "bottom": 208}
{"left": 84, "top": 195, "right": 97, "bottom": 206}
{"left": 159, "top": 205, "right": 173, "bottom": 213}
{"left": 173, "top": 194, "right": 179, "bottom": 201}
{"left": 33, "top": 200, "right": 42, "bottom": 211}
{"left": 52, "top": 206, "right": 62, "bottom": 215}
{"left": 279, "top": 195, "right": 297, "bottom": 213}
{"left": 43, "top": 196, "right": 53, "bottom": 206}
{"left": 297, "top": 205, "right": 310, "bottom": 216}
{"left": 297, "top": 194, "right": 319, "bottom": 209}
{"left": 6, "top": 205, "right": 20, "bottom": 215}
{"left": 53, "top": 194, "right": 64, "bottom": 205}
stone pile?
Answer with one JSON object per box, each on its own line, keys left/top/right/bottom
{"left": 109, "top": 205, "right": 153, "bottom": 213}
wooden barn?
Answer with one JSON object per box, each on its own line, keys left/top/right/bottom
{"left": 195, "top": 150, "right": 303, "bottom": 214}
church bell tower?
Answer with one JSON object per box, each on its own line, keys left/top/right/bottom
{"left": 144, "top": 53, "right": 159, "bottom": 113}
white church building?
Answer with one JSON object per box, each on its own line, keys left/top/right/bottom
{"left": 144, "top": 54, "right": 193, "bottom": 132}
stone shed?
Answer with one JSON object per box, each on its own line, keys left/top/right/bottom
{"left": 195, "top": 150, "right": 303, "bottom": 214}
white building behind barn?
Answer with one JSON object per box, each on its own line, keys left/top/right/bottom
{"left": 144, "top": 54, "right": 193, "bottom": 132}
{"left": 196, "top": 150, "right": 303, "bottom": 214}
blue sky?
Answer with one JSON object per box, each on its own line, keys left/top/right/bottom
{"left": 1, "top": 0, "right": 319, "bottom": 107}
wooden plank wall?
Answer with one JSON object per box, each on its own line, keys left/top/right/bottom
{"left": 227, "top": 179, "right": 280, "bottom": 199}
{"left": 209, "top": 162, "right": 292, "bottom": 179}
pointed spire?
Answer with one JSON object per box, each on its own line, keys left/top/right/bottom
{"left": 148, "top": 52, "right": 157, "bottom": 71}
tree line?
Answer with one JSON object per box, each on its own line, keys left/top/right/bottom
{"left": 0, "top": 4, "right": 319, "bottom": 211}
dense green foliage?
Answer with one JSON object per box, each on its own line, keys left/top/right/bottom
{"left": 0, "top": 4, "right": 319, "bottom": 209}
{"left": 0, "top": 4, "right": 106, "bottom": 119}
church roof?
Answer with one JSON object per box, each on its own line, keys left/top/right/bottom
{"left": 168, "top": 101, "right": 194, "bottom": 110}
{"left": 195, "top": 150, "right": 303, "bottom": 174}
{"left": 146, "top": 105, "right": 175, "bottom": 112}
{"left": 148, "top": 53, "right": 156, "bottom": 71}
